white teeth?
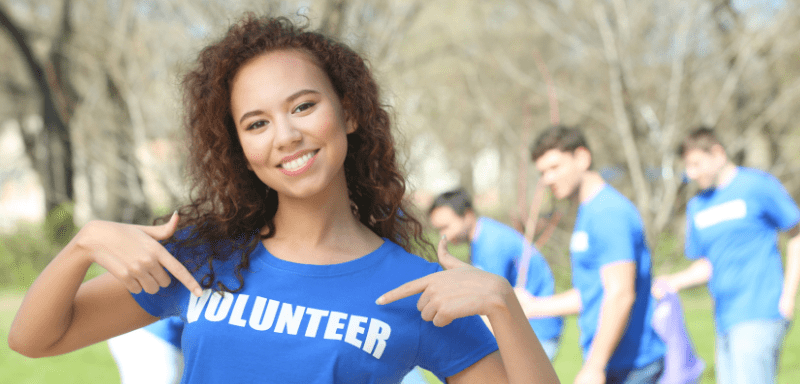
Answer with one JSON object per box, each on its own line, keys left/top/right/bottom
{"left": 281, "top": 151, "right": 315, "bottom": 171}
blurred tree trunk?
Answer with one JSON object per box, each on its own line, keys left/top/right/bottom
{"left": 96, "top": 0, "right": 151, "bottom": 223}
{"left": 102, "top": 72, "right": 152, "bottom": 224}
{"left": 0, "top": 0, "right": 77, "bottom": 241}
{"left": 319, "top": 0, "right": 349, "bottom": 37}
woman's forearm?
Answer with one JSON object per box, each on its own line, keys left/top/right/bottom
{"left": 10, "top": 214, "right": 195, "bottom": 357}
{"left": 488, "top": 286, "right": 561, "bottom": 384}
{"left": 8, "top": 236, "right": 93, "bottom": 356}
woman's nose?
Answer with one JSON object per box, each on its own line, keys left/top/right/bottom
{"left": 274, "top": 118, "right": 302, "bottom": 149}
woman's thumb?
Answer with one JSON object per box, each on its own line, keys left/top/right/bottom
{"left": 437, "top": 235, "right": 467, "bottom": 270}
{"left": 143, "top": 211, "right": 181, "bottom": 241}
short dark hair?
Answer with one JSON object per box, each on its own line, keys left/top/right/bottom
{"left": 677, "top": 126, "right": 725, "bottom": 157}
{"left": 429, "top": 188, "right": 473, "bottom": 216}
{"left": 530, "top": 125, "right": 591, "bottom": 161}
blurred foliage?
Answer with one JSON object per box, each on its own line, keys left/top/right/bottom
{"left": 44, "top": 203, "right": 76, "bottom": 246}
{"left": 0, "top": 225, "right": 65, "bottom": 289}
{"left": 0, "top": 204, "right": 106, "bottom": 290}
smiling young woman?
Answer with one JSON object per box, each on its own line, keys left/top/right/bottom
{"left": 8, "top": 14, "right": 558, "bottom": 384}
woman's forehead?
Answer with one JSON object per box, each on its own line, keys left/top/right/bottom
{"left": 230, "top": 50, "right": 335, "bottom": 110}
{"left": 234, "top": 49, "right": 326, "bottom": 85}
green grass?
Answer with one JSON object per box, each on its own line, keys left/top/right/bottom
{"left": 421, "top": 286, "right": 800, "bottom": 383}
{"left": 2, "top": 288, "right": 798, "bottom": 383}
{"left": 0, "top": 291, "right": 120, "bottom": 384}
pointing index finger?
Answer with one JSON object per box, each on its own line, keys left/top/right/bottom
{"left": 158, "top": 252, "right": 203, "bottom": 297}
{"left": 376, "top": 275, "right": 431, "bottom": 305}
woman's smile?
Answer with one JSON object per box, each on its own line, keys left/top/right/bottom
{"left": 280, "top": 149, "right": 319, "bottom": 175}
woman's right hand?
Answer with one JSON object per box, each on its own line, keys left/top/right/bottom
{"left": 76, "top": 212, "right": 203, "bottom": 297}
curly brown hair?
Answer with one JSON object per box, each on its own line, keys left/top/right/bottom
{"left": 164, "top": 14, "right": 432, "bottom": 292}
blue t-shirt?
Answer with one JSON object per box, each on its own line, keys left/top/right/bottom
{"left": 470, "top": 217, "right": 563, "bottom": 342}
{"left": 142, "top": 317, "right": 184, "bottom": 349}
{"left": 685, "top": 167, "right": 800, "bottom": 333}
{"left": 133, "top": 235, "right": 498, "bottom": 384}
{"left": 570, "top": 185, "right": 665, "bottom": 371}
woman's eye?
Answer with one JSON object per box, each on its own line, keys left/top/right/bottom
{"left": 247, "top": 120, "right": 268, "bottom": 130}
{"left": 293, "top": 102, "right": 315, "bottom": 113}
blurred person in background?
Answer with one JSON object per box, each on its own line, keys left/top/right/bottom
{"left": 525, "top": 125, "right": 666, "bottom": 384}
{"left": 653, "top": 126, "right": 800, "bottom": 384}
{"left": 107, "top": 317, "right": 184, "bottom": 384}
{"left": 427, "top": 187, "right": 563, "bottom": 361}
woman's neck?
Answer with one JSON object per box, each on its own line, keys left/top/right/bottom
{"left": 266, "top": 181, "right": 382, "bottom": 264}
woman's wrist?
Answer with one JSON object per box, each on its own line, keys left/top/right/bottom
{"left": 64, "top": 224, "right": 101, "bottom": 269}
{"left": 485, "top": 280, "right": 519, "bottom": 322}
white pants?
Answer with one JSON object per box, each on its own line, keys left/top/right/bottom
{"left": 107, "top": 328, "right": 183, "bottom": 384}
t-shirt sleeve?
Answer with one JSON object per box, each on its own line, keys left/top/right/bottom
{"left": 141, "top": 316, "right": 184, "bottom": 349}
{"left": 414, "top": 271, "right": 499, "bottom": 380}
{"left": 475, "top": 240, "right": 519, "bottom": 286}
{"left": 503, "top": 243, "right": 520, "bottom": 287}
{"left": 524, "top": 250, "right": 555, "bottom": 297}
{"left": 132, "top": 276, "right": 186, "bottom": 319}
{"left": 589, "top": 208, "right": 636, "bottom": 266}
{"left": 684, "top": 203, "right": 704, "bottom": 260}
{"left": 758, "top": 173, "right": 800, "bottom": 231}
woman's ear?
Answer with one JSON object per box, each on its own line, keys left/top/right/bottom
{"left": 342, "top": 97, "right": 358, "bottom": 134}
{"left": 346, "top": 116, "right": 357, "bottom": 134}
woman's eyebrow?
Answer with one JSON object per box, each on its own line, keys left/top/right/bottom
{"left": 286, "top": 89, "right": 320, "bottom": 103}
{"left": 238, "top": 89, "right": 321, "bottom": 124}
{"left": 239, "top": 109, "right": 264, "bottom": 124}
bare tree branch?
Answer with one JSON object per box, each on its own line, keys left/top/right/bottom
{"left": 594, "top": 3, "right": 652, "bottom": 227}
{"left": 652, "top": 0, "right": 697, "bottom": 233}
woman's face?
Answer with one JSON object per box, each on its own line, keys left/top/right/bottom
{"left": 230, "top": 49, "right": 356, "bottom": 200}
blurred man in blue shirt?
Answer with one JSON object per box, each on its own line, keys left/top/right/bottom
{"left": 654, "top": 127, "right": 800, "bottom": 384}
{"left": 524, "top": 125, "right": 665, "bottom": 384}
{"left": 428, "top": 188, "right": 563, "bottom": 360}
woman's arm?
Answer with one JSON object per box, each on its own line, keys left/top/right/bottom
{"left": 377, "top": 237, "right": 559, "bottom": 384}
{"left": 8, "top": 214, "right": 201, "bottom": 357}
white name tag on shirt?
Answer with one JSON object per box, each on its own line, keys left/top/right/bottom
{"left": 570, "top": 231, "right": 589, "bottom": 253}
{"left": 693, "top": 199, "right": 747, "bottom": 230}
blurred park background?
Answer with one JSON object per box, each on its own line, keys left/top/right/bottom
{"left": 1, "top": 0, "right": 799, "bottom": 382}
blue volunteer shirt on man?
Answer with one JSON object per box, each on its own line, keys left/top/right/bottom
{"left": 685, "top": 167, "right": 800, "bottom": 333}
{"left": 133, "top": 232, "right": 498, "bottom": 384}
{"left": 470, "top": 217, "right": 563, "bottom": 342}
{"left": 570, "top": 185, "right": 665, "bottom": 372}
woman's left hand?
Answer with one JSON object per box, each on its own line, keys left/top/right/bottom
{"left": 376, "top": 236, "right": 513, "bottom": 327}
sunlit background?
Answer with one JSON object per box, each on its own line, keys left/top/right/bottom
{"left": 1, "top": 0, "right": 799, "bottom": 383}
